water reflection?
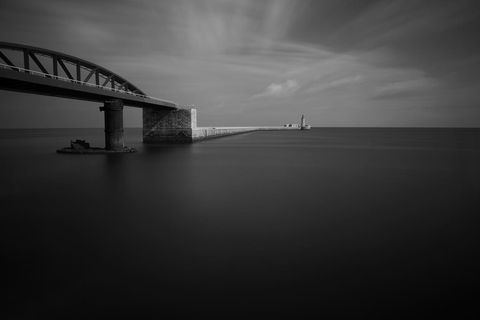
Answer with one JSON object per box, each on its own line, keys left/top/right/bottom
{"left": 1, "top": 128, "right": 479, "bottom": 317}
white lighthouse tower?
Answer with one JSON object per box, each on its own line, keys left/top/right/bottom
{"left": 301, "top": 115, "right": 311, "bottom": 130}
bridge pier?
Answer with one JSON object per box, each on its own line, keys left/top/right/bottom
{"left": 58, "top": 99, "right": 135, "bottom": 153}
{"left": 100, "top": 100, "right": 124, "bottom": 150}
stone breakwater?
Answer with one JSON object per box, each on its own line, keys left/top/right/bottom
{"left": 194, "top": 126, "right": 299, "bottom": 140}
{"left": 143, "top": 108, "right": 303, "bottom": 143}
{"left": 144, "top": 126, "right": 300, "bottom": 143}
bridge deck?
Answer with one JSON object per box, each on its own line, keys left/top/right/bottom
{"left": 0, "top": 42, "right": 178, "bottom": 110}
{"left": 0, "top": 66, "right": 178, "bottom": 110}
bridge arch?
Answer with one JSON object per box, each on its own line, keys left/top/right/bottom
{"left": 0, "top": 41, "right": 178, "bottom": 109}
{"left": 0, "top": 41, "right": 145, "bottom": 95}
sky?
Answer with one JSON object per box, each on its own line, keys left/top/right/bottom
{"left": 1, "top": 0, "right": 480, "bottom": 128}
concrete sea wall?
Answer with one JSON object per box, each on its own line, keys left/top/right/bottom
{"left": 143, "top": 108, "right": 300, "bottom": 143}
{"left": 192, "top": 126, "right": 299, "bottom": 141}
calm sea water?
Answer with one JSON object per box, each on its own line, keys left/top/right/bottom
{"left": 1, "top": 128, "right": 480, "bottom": 317}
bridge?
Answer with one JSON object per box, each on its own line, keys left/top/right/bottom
{"left": 0, "top": 41, "right": 180, "bottom": 151}
{"left": 1, "top": 42, "right": 305, "bottom": 150}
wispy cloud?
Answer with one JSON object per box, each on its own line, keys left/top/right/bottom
{"left": 304, "top": 75, "right": 363, "bottom": 94}
{"left": 372, "top": 78, "right": 437, "bottom": 100}
{"left": 251, "top": 79, "right": 299, "bottom": 99}
{"left": 330, "top": 0, "right": 480, "bottom": 50}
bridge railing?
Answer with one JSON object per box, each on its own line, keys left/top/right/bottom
{"left": 0, "top": 62, "right": 178, "bottom": 107}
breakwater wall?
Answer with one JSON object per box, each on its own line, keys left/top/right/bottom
{"left": 143, "top": 108, "right": 300, "bottom": 143}
{"left": 193, "top": 126, "right": 298, "bottom": 141}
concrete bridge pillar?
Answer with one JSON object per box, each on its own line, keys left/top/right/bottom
{"left": 143, "top": 108, "right": 197, "bottom": 143}
{"left": 100, "top": 100, "right": 124, "bottom": 150}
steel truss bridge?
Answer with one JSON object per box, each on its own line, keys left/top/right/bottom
{"left": 0, "top": 42, "right": 178, "bottom": 110}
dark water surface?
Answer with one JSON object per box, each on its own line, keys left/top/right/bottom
{"left": 1, "top": 128, "right": 480, "bottom": 317}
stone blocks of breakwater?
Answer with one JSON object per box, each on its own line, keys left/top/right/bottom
{"left": 143, "top": 108, "right": 197, "bottom": 143}
{"left": 143, "top": 108, "right": 299, "bottom": 143}
{"left": 192, "top": 126, "right": 298, "bottom": 140}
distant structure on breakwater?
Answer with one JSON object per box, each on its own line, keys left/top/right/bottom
{"left": 284, "top": 115, "right": 311, "bottom": 130}
{"left": 301, "top": 114, "right": 311, "bottom": 130}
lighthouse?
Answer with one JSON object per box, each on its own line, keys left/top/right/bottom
{"left": 301, "top": 115, "right": 311, "bottom": 130}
